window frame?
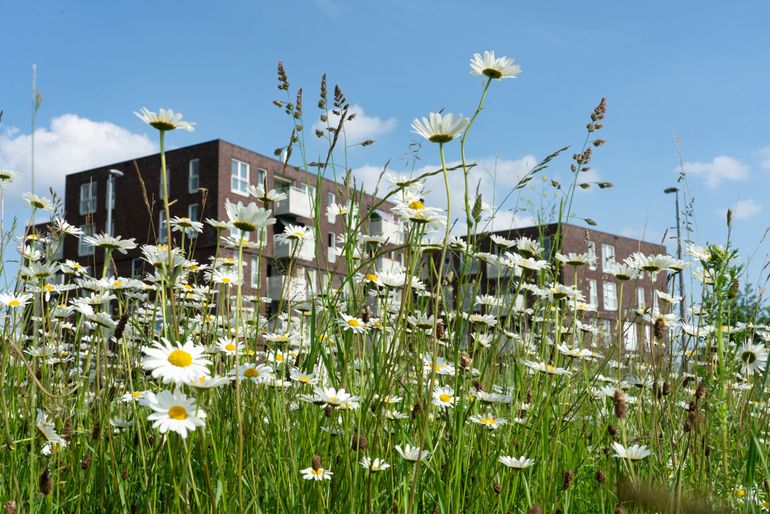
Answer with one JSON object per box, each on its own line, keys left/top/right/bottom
{"left": 188, "top": 159, "right": 200, "bottom": 194}
{"left": 159, "top": 210, "right": 168, "bottom": 243}
{"left": 230, "top": 159, "right": 250, "bottom": 196}
{"left": 80, "top": 182, "right": 97, "bottom": 215}
{"left": 601, "top": 243, "right": 616, "bottom": 272}
{"left": 78, "top": 224, "right": 95, "bottom": 256}
{"left": 587, "top": 241, "right": 596, "bottom": 270}
{"left": 603, "top": 281, "right": 618, "bottom": 311}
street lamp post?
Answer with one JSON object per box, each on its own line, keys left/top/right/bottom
{"left": 106, "top": 169, "right": 124, "bottom": 271}
{"left": 664, "top": 187, "right": 686, "bottom": 322}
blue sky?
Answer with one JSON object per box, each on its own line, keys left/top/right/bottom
{"left": 2, "top": 1, "right": 769, "bottom": 288}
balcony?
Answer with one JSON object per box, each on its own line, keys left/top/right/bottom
{"left": 273, "top": 233, "right": 316, "bottom": 261}
{"left": 369, "top": 214, "right": 404, "bottom": 245}
{"left": 375, "top": 256, "right": 402, "bottom": 273}
{"left": 274, "top": 186, "right": 314, "bottom": 219}
{"left": 267, "top": 274, "right": 309, "bottom": 302}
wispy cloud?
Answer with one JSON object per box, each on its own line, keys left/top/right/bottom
{"left": 679, "top": 155, "right": 749, "bottom": 188}
{"left": 0, "top": 114, "right": 156, "bottom": 196}
{"left": 719, "top": 198, "right": 763, "bottom": 220}
{"left": 314, "top": 104, "right": 397, "bottom": 143}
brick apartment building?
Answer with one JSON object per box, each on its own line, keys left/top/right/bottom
{"left": 464, "top": 223, "right": 669, "bottom": 350}
{"left": 56, "top": 139, "right": 403, "bottom": 306}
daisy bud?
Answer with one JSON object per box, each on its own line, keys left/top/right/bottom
{"left": 39, "top": 469, "right": 52, "bottom": 496}
{"left": 527, "top": 506, "right": 543, "bottom": 514}
{"left": 613, "top": 390, "right": 627, "bottom": 420}
{"left": 493, "top": 482, "right": 502, "bottom": 494}
{"left": 595, "top": 469, "right": 606, "bottom": 484}
{"left": 563, "top": 469, "right": 574, "bottom": 489}
{"left": 4, "top": 501, "right": 16, "bottom": 514}
{"left": 311, "top": 455, "right": 322, "bottom": 471}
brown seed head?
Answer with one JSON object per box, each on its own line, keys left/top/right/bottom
{"left": 563, "top": 469, "right": 575, "bottom": 489}
{"left": 527, "top": 505, "right": 543, "bottom": 514}
{"left": 351, "top": 433, "right": 368, "bottom": 451}
{"left": 596, "top": 469, "right": 606, "bottom": 484}
{"left": 39, "top": 469, "right": 52, "bottom": 496}
{"left": 311, "top": 455, "right": 322, "bottom": 471}
{"left": 4, "top": 501, "right": 15, "bottom": 514}
{"left": 613, "top": 389, "right": 628, "bottom": 419}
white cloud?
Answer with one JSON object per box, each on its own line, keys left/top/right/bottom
{"left": 719, "top": 199, "right": 763, "bottom": 220}
{"left": 759, "top": 147, "right": 770, "bottom": 171}
{"left": 680, "top": 155, "right": 749, "bottom": 188}
{"left": 0, "top": 114, "right": 156, "bottom": 196}
{"left": 314, "top": 104, "right": 397, "bottom": 143}
{"left": 351, "top": 153, "right": 538, "bottom": 234}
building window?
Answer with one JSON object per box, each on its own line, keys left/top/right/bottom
{"left": 160, "top": 167, "right": 171, "bottom": 198}
{"left": 623, "top": 322, "right": 638, "bottom": 351}
{"left": 601, "top": 243, "right": 615, "bottom": 272}
{"left": 636, "top": 287, "right": 645, "bottom": 308}
{"left": 131, "top": 258, "right": 143, "bottom": 278}
{"left": 587, "top": 241, "right": 596, "bottom": 270}
{"left": 230, "top": 227, "right": 248, "bottom": 241}
{"left": 78, "top": 224, "right": 95, "bottom": 256}
{"left": 328, "top": 232, "right": 336, "bottom": 263}
{"left": 256, "top": 168, "right": 266, "bottom": 189}
{"left": 187, "top": 203, "right": 200, "bottom": 239}
{"left": 188, "top": 159, "right": 200, "bottom": 193}
{"left": 589, "top": 279, "right": 598, "bottom": 307}
{"left": 159, "top": 211, "right": 168, "bottom": 243}
{"left": 250, "top": 256, "right": 260, "bottom": 288}
{"left": 602, "top": 319, "right": 612, "bottom": 345}
{"left": 603, "top": 281, "right": 618, "bottom": 311}
{"left": 231, "top": 159, "right": 250, "bottom": 195}
{"left": 80, "top": 182, "right": 97, "bottom": 215}
{"left": 327, "top": 192, "right": 336, "bottom": 223}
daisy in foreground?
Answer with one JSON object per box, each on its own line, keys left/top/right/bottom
{"left": 360, "top": 457, "right": 390, "bottom": 472}
{"left": 612, "top": 442, "right": 652, "bottom": 461}
{"left": 146, "top": 389, "right": 206, "bottom": 439}
{"left": 142, "top": 338, "right": 211, "bottom": 385}
{"left": 395, "top": 444, "right": 430, "bottom": 462}
{"left": 301, "top": 456, "right": 332, "bottom": 481}
{"left": 470, "top": 50, "right": 521, "bottom": 79}
{"left": 469, "top": 414, "right": 508, "bottom": 430}
{"left": 134, "top": 107, "right": 195, "bottom": 132}
{"left": 498, "top": 455, "right": 535, "bottom": 469}
{"left": 411, "top": 112, "right": 469, "bottom": 144}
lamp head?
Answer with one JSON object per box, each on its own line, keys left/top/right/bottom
{"left": 664, "top": 187, "right": 678, "bottom": 194}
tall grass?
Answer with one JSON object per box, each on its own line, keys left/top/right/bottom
{"left": 0, "top": 52, "right": 768, "bottom": 514}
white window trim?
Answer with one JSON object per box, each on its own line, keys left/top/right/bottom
{"left": 188, "top": 159, "right": 200, "bottom": 194}
{"left": 589, "top": 279, "right": 598, "bottom": 307}
{"left": 327, "top": 192, "right": 336, "bottom": 223}
{"left": 601, "top": 243, "right": 615, "bottom": 272}
{"left": 603, "top": 281, "right": 618, "bottom": 311}
{"left": 587, "top": 241, "right": 596, "bottom": 271}
{"left": 250, "top": 256, "right": 260, "bottom": 288}
{"left": 230, "top": 159, "right": 250, "bottom": 197}
{"left": 159, "top": 211, "right": 168, "bottom": 243}
{"left": 131, "top": 258, "right": 143, "bottom": 278}
{"left": 80, "top": 182, "right": 97, "bottom": 215}
{"left": 78, "top": 224, "right": 95, "bottom": 256}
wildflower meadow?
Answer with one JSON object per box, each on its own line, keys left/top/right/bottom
{"left": 2, "top": 51, "right": 770, "bottom": 513}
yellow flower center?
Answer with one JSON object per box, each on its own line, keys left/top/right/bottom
{"left": 433, "top": 364, "right": 442, "bottom": 372}
{"left": 131, "top": 391, "right": 143, "bottom": 398}
{"left": 44, "top": 284, "right": 55, "bottom": 292}
{"left": 439, "top": 393, "right": 451, "bottom": 403}
{"left": 168, "top": 349, "right": 193, "bottom": 367}
{"left": 292, "top": 231, "right": 305, "bottom": 238}
{"left": 168, "top": 405, "right": 188, "bottom": 420}
{"left": 275, "top": 354, "right": 284, "bottom": 362}
{"left": 480, "top": 417, "right": 496, "bottom": 425}
{"left": 225, "top": 343, "right": 236, "bottom": 351}
{"left": 221, "top": 277, "right": 231, "bottom": 284}
{"left": 244, "top": 368, "right": 259, "bottom": 378}
{"left": 8, "top": 300, "right": 21, "bottom": 307}
{"left": 299, "top": 375, "right": 311, "bottom": 383}
{"left": 736, "top": 489, "right": 746, "bottom": 498}
{"left": 407, "top": 200, "right": 425, "bottom": 210}
{"left": 347, "top": 318, "right": 361, "bottom": 327}
{"left": 311, "top": 468, "right": 324, "bottom": 476}
{"left": 365, "top": 273, "right": 378, "bottom": 282}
